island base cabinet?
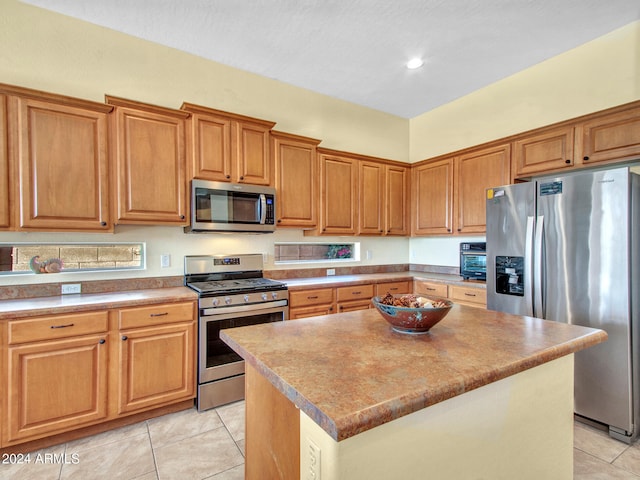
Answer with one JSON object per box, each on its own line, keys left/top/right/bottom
{"left": 5, "top": 335, "right": 108, "bottom": 445}
{"left": 117, "top": 322, "right": 195, "bottom": 415}
{"left": 297, "top": 355, "right": 574, "bottom": 480}
{"left": 245, "top": 364, "right": 300, "bottom": 480}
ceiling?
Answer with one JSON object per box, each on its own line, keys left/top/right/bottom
{"left": 21, "top": 0, "right": 640, "bottom": 118}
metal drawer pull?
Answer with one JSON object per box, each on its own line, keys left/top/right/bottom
{"left": 464, "top": 293, "right": 477, "bottom": 297}
{"left": 50, "top": 323, "right": 74, "bottom": 329}
{"left": 307, "top": 296, "right": 318, "bottom": 299}
{"left": 352, "top": 291, "right": 361, "bottom": 295}
{"left": 426, "top": 287, "right": 436, "bottom": 291}
{"left": 149, "top": 312, "right": 169, "bottom": 317}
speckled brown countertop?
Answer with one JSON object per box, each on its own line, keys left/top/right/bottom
{"left": 221, "top": 305, "right": 607, "bottom": 442}
{"left": 283, "top": 270, "right": 486, "bottom": 290}
{"left": 0, "top": 287, "right": 198, "bottom": 320}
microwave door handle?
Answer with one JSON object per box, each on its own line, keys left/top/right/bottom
{"left": 259, "top": 194, "right": 267, "bottom": 224}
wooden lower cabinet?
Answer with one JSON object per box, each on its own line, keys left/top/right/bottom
{"left": 375, "top": 281, "right": 411, "bottom": 297}
{"left": 448, "top": 285, "right": 487, "bottom": 308}
{"left": 414, "top": 280, "right": 448, "bottom": 298}
{"left": 1, "top": 301, "right": 196, "bottom": 448}
{"left": 4, "top": 311, "right": 109, "bottom": 445}
{"left": 117, "top": 321, "right": 195, "bottom": 415}
{"left": 415, "top": 280, "right": 486, "bottom": 308}
{"left": 336, "top": 284, "right": 375, "bottom": 313}
{"left": 289, "top": 287, "right": 334, "bottom": 319}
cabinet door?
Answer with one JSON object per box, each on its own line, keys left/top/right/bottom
{"left": 117, "top": 321, "right": 195, "bottom": 414}
{"left": 188, "top": 112, "right": 233, "bottom": 181}
{"left": 412, "top": 158, "right": 454, "bottom": 235}
{"left": 109, "top": 97, "right": 188, "bottom": 225}
{"left": 386, "top": 165, "right": 409, "bottom": 235}
{"left": 578, "top": 107, "right": 640, "bottom": 165}
{"left": 289, "top": 304, "right": 334, "bottom": 320}
{"left": 319, "top": 154, "right": 358, "bottom": 235}
{"left": 234, "top": 122, "right": 272, "bottom": 185}
{"left": 359, "top": 161, "right": 385, "bottom": 235}
{"left": 5, "top": 334, "right": 108, "bottom": 444}
{"left": 272, "top": 132, "right": 320, "bottom": 228}
{"left": 513, "top": 126, "right": 574, "bottom": 177}
{"left": 0, "top": 93, "right": 9, "bottom": 229}
{"left": 13, "top": 96, "right": 111, "bottom": 231}
{"left": 455, "top": 144, "right": 510, "bottom": 234}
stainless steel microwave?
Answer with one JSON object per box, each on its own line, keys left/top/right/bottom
{"left": 185, "top": 179, "right": 276, "bottom": 233}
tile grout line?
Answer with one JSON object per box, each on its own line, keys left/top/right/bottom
{"left": 146, "top": 420, "right": 160, "bottom": 480}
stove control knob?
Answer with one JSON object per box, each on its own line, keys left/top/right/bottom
{"left": 244, "top": 295, "right": 250, "bottom": 303}
{"left": 212, "top": 298, "right": 220, "bottom": 307}
{"left": 261, "top": 293, "right": 268, "bottom": 301}
{"left": 271, "top": 292, "right": 278, "bottom": 299}
{"left": 224, "top": 297, "right": 232, "bottom": 305}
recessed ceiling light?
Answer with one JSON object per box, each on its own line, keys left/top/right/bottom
{"left": 406, "top": 58, "right": 424, "bottom": 70}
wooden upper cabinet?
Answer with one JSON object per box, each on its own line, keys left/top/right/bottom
{"left": 271, "top": 131, "right": 320, "bottom": 228}
{"left": 0, "top": 93, "right": 9, "bottom": 230}
{"left": 317, "top": 151, "right": 358, "bottom": 235}
{"left": 577, "top": 106, "right": 640, "bottom": 166}
{"left": 386, "top": 164, "right": 410, "bottom": 236}
{"left": 107, "top": 96, "right": 189, "bottom": 225}
{"left": 359, "top": 160, "right": 385, "bottom": 235}
{"left": 455, "top": 143, "right": 510, "bottom": 234}
{"left": 5, "top": 87, "right": 112, "bottom": 231}
{"left": 513, "top": 125, "right": 575, "bottom": 178}
{"left": 359, "top": 160, "right": 409, "bottom": 236}
{"left": 412, "top": 158, "right": 454, "bottom": 235}
{"left": 181, "top": 103, "right": 275, "bottom": 185}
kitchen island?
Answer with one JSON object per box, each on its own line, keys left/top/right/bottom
{"left": 221, "top": 304, "right": 607, "bottom": 480}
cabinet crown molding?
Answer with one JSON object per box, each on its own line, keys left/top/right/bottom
{"left": 180, "top": 101, "right": 276, "bottom": 128}
{"left": 106, "top": 95, "right": 190, "bottom": 119}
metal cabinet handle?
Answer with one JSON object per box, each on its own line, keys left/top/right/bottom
{"left": 50, "top": 323, "right": 74, "bottom": 329}
{"left": 149, "top": 312, "right": 169, "bottom": 317}
{"left": 464, "top": 293, "right": 477, "bottom": 297}
{"left": 352, "top": 291, "right": 361, "bottom": 295}
{"left": 307, "top": 296, "right": 318, "bottom": 300}
{"left": 122, "top": 335, "right": 128, "bottom": 341}
{"left": 99, "top": 339, "right": 106, "bottom": 344}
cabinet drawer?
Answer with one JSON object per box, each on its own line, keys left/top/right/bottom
{"left": 414, "top": 280, "right": 448, "bottom": 298}
{"left": 8, "top": 311, "right": 109, "bottom": 345}
{"left": 448, "top": 285, "right": 487, "bottom": 306}
{"left": 289, "top": 304, "right": 334, "bottom": 320}
{"left": 336, "top": 284, "right": 374, "bottom": 302}
{"left": 119, "top": 302, "right": 195, "bottom": 330}
{"left": 375, "top": 281, "right": 411, "bottom": 296}
{"left": 289, "top": 288, "right": 334, "bottom": 307}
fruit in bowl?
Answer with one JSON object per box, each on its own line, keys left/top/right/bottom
{"left": 371, "top": 293, "right": 453, "bottom": 334}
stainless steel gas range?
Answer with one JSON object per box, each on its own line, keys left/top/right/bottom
{"left": 184, "top": 254, "right": 288, "bottom": 411}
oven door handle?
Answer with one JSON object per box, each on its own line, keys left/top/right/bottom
{"left": 201, "top": 300, "right": 288, "bottom": 318}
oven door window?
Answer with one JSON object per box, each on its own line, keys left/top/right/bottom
{"left": 204, "top": 311, "right": 283, "bottom": 369}
{"left": 462, "top": 254, "right": 487, "bottom": 275}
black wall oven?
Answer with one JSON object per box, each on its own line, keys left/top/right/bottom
{"left": 460, "top": 242, "right": 487, "bottom": 280}
{"left": 185, "top": 254, "right": 288, "bottom": 411}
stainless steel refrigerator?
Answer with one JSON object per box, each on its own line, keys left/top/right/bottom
{"left": 486, "top": 166, "right": 639, "bottom": 443}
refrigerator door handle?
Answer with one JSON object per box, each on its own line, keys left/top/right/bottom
{"left": 533, "top": 215, "right": 544, "bottom": 318}
{"left": 524, "top": 216, "right": 535, "bottom": 317}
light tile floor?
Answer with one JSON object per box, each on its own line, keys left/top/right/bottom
{"left": 2, "top": 402, "right": 639, "bottom": 479}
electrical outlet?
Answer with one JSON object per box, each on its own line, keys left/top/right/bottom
{"left": 307, "top": 439, "right": 321, "bottom": 480}
{"left": 326, "top": 268, "right": 335, "bottom": 276}
{"left": 160, "top": 254, "right": 171, "bottom": 268}
{"left": 366, "top": 250, "right": 373, "bottom": 260}
{"left": 61, "top": 284, "right": 81, "bottom": 295}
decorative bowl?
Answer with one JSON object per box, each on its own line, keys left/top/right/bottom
{"left": 371, "top": 294, "right": 453, "bottom": 334}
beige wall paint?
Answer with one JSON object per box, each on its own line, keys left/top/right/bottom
{"left": 0, "top": 0, "right": 408, "bottom": 161}
{"left": 409, "top": 20, "right": 639, "bottom": 267}
{"left": 409, "top": 20, "right": 640, "bottom": 162}
{"left": 1, "top": 1, "right": 638, "bottom": 282}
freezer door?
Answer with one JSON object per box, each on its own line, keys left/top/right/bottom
{"left": 486, "top": 182, "right": 535, "bottom": 315}
{"left": 537, "top": 167, "right": 633, "bottom": 434}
